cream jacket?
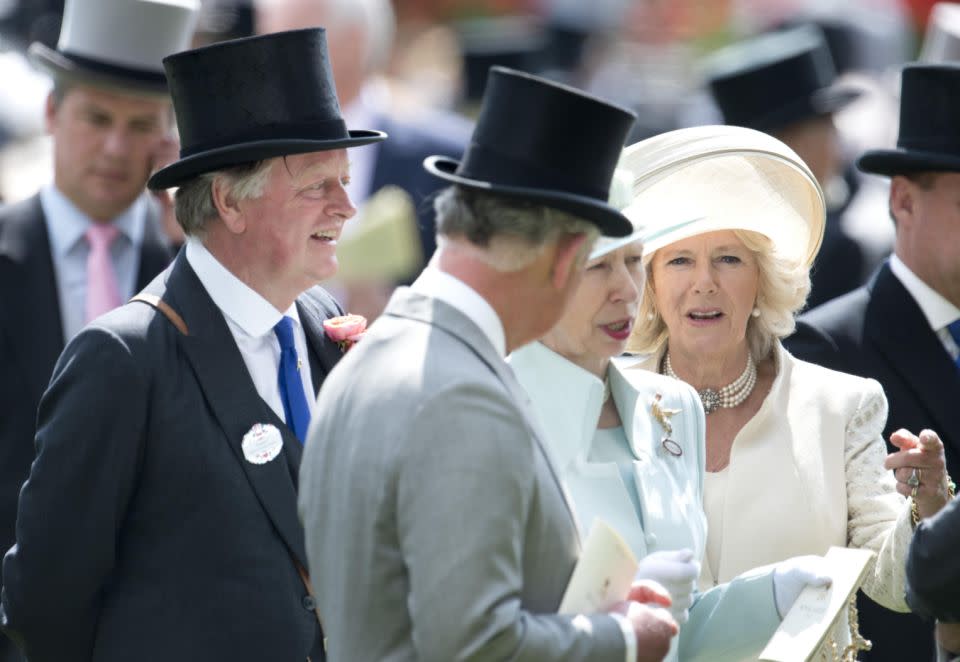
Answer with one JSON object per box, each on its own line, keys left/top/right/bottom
{"left": 640, "top": 342, "right": 913, "bottom": 612}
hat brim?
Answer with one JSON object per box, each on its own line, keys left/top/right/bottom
{"left": 616, "top": 126, "right": 825, "bottom": 269}
{"left": 424, "top": 155, "right": 633, "bottom": 237}
{"left": 28, "top": 42, "right": 170, "bottom": 97}
{"left": 148, "top": 131, "right": 388, "bottom": 190}
{"left": 810, "top": 82, "right": 861, "bottom": 116}
{"left": 856, "top": 148, "right": 960, "bottom": 177}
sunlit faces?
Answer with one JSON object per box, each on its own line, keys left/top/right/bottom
{"left": 235, "top": 149, "right": 356, "bottom": 299}
{"left": 46, "top": 85, "right": 172, "bottom": 222}
{"left": 542, "top": 240, "right": 645, "bottom": 376}
{"left": 649, "top": 230, "right": 759, "bottom": 363}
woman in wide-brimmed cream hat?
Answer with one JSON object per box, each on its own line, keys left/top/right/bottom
{"left": 624, "top": 125, "right": 952, "bottom": 655}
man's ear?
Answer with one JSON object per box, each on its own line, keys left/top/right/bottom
{"left": 211, "top": 175, "right": 246, "bottom": 234}
{"left": 550, "top": 232, "right": 590, "bottom": 291}
{"left": 889, "top": 176, "right": 917, "bottom": 228}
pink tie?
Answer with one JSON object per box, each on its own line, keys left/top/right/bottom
{"left": 85, "top": 224, "right": 122, "bottom": 323}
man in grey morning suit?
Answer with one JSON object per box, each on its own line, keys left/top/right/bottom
{"left": 300, "top": 67, "right": 679, "bottom": 662}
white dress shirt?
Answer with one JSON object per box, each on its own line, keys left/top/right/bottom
{"left": 889, "top": 254, "right": 960, "bottom": 360}
{"left": 185, "top": 239, "right": 316, "bottom": 425}
{"left": 41, "top": 184, "right": 146, "bottom": 342}
{"left": 411, "top": 267, "right": 636, "bottom": 662}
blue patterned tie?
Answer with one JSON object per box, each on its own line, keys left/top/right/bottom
{"left": 947, "top": 319, "right": 960, "bottom": 371}
{"left": 274, "top": 316, "right": 311, "bottom": 443}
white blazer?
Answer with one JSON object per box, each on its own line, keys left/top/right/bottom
{"left": 639, "top": 342, "right": 913, "bottom": 611}
{"left": 510, "top": 342, "right": 782, "bottom": 662}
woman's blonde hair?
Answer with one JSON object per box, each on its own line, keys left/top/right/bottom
{"left": 628, "top": 229, "right": 810, "bottom": 361}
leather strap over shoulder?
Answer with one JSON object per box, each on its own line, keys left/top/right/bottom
{"left": 130, "top": 293, "right": 189, "bottom": 336}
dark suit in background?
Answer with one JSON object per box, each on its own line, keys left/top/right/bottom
{"left": 369, "top": 113, "right": 468, "bottom": 268}
{"left": 0, "top": 195, "right": 171, "bottom": 662}
{"left": 785, "top": 262, "right": 958, "bottom": 661}
{"left": 907, "top": 495, "right": 960, "bottom": 622}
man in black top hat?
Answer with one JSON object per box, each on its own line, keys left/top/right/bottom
{"left": 703, "top": 24, "right": 867, "bottom": 309}
{"left": 299, "top": 66, "right": 680, "bottom": 662}
{"left": 0, "top": 2, "right": 197, "bottom": 661}
{"left": 786, "top": 63, "right": 960, "bottom": 662}
{"left": 1, "top": 28, "right": 384, "bottom": 662}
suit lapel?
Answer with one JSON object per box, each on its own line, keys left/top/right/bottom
{"left": 296, "top": 295, "right": 343, "bottom": 395}
{"left": 865, "top": 265, "right": 960, "bottom": 445}
{"left": 385, "top": 289, "right": 581, "bottom": 538}
{"left": 161, "top": 253, "right": 309, "bottom": 569}
{"left": 0, "top": 195, "right": 66, "bottom": 403}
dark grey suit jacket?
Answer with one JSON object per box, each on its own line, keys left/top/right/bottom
{"left": 300, "top": 287, "right": 629, "bottom": 661}
{"left": 0, "top": 194, "right": 171, "bottom": 661}
{"left": 1, "top": 251, "right": 343, "bottom": 661}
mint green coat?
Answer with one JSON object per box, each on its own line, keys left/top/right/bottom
{"left": 510, "top": 342, "right": 782, "bottom": 662}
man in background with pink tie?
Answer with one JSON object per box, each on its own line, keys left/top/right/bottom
{"left": 0, "top": 3, "right": 196, "bottom": 660}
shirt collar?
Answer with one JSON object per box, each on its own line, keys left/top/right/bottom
{"left": 40, "top": 184, "right": 146, "bottom": 257}
{"left": 410, "top": 266, "right": 506, "bottom": 357}
{"left": 185, "top": 238, "right": 300, "bottom": 338}
{"left": 889, "top": 254, "right": 960, "bottom": 331}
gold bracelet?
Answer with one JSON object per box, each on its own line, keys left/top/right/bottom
{"left": 912, "top": 475, "right": 957, "bottom": 528}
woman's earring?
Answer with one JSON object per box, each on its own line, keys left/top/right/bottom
{"left": 751, "top": 307, "right": 761, "bottom": 318}
{"left": 646, "top": 312, "right": 656, "bottom": 321}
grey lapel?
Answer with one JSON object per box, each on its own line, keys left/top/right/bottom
{"left": 153, "top": 252, "right": 309, "bottom": 568}
{"left": 384, "top": 288, "right": 581, "bottom": 538}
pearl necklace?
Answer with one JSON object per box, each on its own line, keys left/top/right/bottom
{"left": 662, "top": 352, "right": 757, "bottom": 415}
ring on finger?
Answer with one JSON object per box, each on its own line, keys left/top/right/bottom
{"left": 907, "top": 467, "right": 921, "bottom": 489}
{"left": 912, "top": 485, "right": 919, "bottom": 499}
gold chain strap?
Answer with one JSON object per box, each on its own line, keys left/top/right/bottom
{"left": 818, "top": 596, "right": 873, "bottom": 661}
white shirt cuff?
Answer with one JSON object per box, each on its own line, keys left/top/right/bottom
{"left": 610, "top": 613, "right": 636, "bottom": 662}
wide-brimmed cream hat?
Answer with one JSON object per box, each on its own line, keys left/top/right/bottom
{"left": 613, "top": 125, "right": 824, "bottom": 268}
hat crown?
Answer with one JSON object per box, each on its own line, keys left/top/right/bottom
{"left": 897, "top": 64, "right": 960, "bottom": 152}
{"left": 164, "top": 28, "right": 347, "bottom": 160}
{"left": 458, "top": 66, "right": 635, "bottom": 204}
{"left": 57, "top": 0, "right": 198, "bottom": 74}
{"left": 705, "top": 26, "right": 841, "bottom": 131}
{"left": 617, "top": 125, "right": 825, "bottom": 269}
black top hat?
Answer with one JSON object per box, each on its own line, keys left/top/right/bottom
{"left": 703, "top": 25, "right": 861, "bottom": 133}
{"left": 148, "top": 28, "right": 386, "bottom": 190}
{"left": 858, "top": 64, "right": 960, "bottom": 176}
{"left": 424, "top": 67, "right": 636, "bottom": 237}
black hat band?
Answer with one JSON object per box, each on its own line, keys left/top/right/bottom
{"left": 59, "top": 49, "right": 168, "bottom": 86}
{"left": 180, "top": 118, "right": 349, "bottom": 157}
{"left": 457, "top": 142, "right": 610, "bottom": 202}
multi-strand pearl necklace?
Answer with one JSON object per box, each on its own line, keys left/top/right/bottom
{"left": 662, "top": 352, "right": 757, "bottom": 415}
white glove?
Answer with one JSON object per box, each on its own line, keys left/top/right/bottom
{"left": 772, "top": 555, "right": 833, "bottom": 619}
{"left": 634, "top": 549, "right": 700, "bottom": 625}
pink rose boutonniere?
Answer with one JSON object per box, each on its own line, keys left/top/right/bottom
{"left": 323, "top": 314, "right": 368, "bottom": 352}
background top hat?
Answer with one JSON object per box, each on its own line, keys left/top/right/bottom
{"left": 28, "top": 0, "right": 200, "bottom": 95}
{"left": 148, "top": 28, "right": 386, "bottom": 190}
{"left": 919, "top": 2, "right": 960, "bottom": 63}
{"left": 424, "top": 66, "right": 636, "bottom": 237}
{"left": 857, "top": 64, "right": 960, "bottom": 176}
{"left": 702, "top": 25, "right": 861, "bottom": 133}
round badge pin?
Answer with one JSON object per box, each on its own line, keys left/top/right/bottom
{"left": 242, "top": 423, "right": 284, "bottom": 465}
